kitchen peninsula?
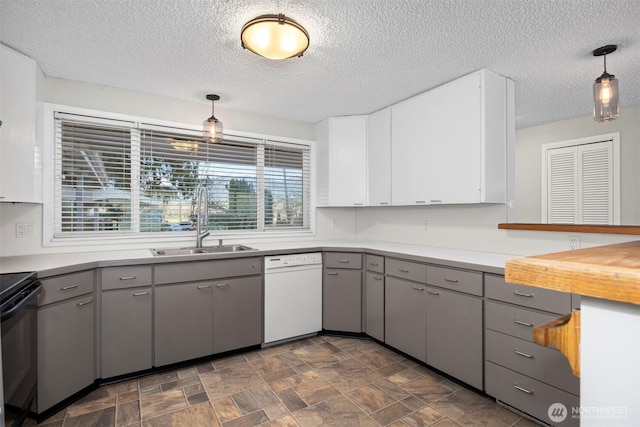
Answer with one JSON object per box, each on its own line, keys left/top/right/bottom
{"left": 506, "top": 240, "right": 640, "bottom": 427}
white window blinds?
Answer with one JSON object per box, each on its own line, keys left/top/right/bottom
{"left": 53, "top": 111, "right": 312, "bottom": 238}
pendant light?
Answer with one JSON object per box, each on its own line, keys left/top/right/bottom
{"left": 203, "top": 94, "right": 223, "bottom": 142}
{"left": 241, "top": 14, "right": 309, "bottom": 59}
{"left": 592, "top": 45, "right": 619, "bottom": 122}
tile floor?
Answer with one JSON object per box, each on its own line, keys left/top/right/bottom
{"left": 34, "top": 335, "right": 542, "bottom": 426}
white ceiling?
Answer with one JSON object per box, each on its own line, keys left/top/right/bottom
{"left": 1, "top": 0, "right": 639, "bottom": 129}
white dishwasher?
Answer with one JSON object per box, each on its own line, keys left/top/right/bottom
{"left": 264, "top": 253, "right": 323, "bottom": 344}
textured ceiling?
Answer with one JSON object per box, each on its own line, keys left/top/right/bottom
{"left": 1, "top": 0, "right": 639, "bottom": 129}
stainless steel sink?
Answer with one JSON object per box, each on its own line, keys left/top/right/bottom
{"left": 150, "top": 245, "right": 256, "bottom": 256}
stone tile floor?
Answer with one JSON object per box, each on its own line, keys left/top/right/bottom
{"left": 33, "top": 335, "right": 543, "bottom": 426}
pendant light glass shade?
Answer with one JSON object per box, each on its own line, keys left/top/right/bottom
{"left": 592, "top": 45, "right": 619, "bottom": 122}
{"left": 241, "top": 14, "right": 309, "bottom": 59}
{"left": 203, "top": 94, "right": 223, "bottom": 142}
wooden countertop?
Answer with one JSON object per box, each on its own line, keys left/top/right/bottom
{"left": 506, "top": 240, "right": 640, "bottom": 305}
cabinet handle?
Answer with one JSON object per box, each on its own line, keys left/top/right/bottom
{"left": 133, "top": 291, "right": 150, "bottom": 296}
{"left": 514, "top": 349, "right": 534, "bottom": 359}
{"left": 415, "top": 201, "right": 426, "bottom": 204}
{"left": 60, "top": 285, "right": 79, "bottom": 291}
{"left": 197, "top": 284, "right": 212, "bottom": 289}
{"left": 119, "top": 276, "right": 137, "bottom": 281}
{"left": 373, "top": 276, "right": 383, "bottom": 281}
{"left": 514, "top": 291, "right": 534, "bottom": 298}
{"left": 215, "top": 283, "right": 229, "bottom": 287}
{"left": 398, "top": 268, "right": 410, "bottom": 273}
{"left": 379, "top": 202, "right": 389, "bottom": 205}
{"left": 413, "top": 286, "right": 425, "bottom": 291}
{"left": 427, "top": 290, "right": 440, "bottom": 295}
{"left": 354, "top": 203, "right": 364, "bottom": 206}
{"left": 77, "top": 299, "right": 94, "bottom": 307}
{"left": 514, "top": 319, "right": 534, "bottom": 327}
{"left": 337, "top": 259, "right": 350, "bottom": 263}
{"left": 369, "top": 262, "right": 379, "bottom": 267}
{"left": 513, "top": 384, "right": 534, "bottom": 394}
{"left": 444, "top": 277, "right": 459, "bottom": 283}
{"left": 430, "top": 200, "right": 442, "bottom": 203}
{"left": 327, "top": 272, "right": 339, "bottom": 276}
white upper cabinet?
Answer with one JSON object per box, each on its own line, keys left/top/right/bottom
{"left": 367, "top": 107, "right": 392, "bottom": 206}
{"left": 315, "top": 115, "right": 368, "bottom": 206}
{"left": 0, "top": 44, "right": 44, "bottom": 203}
{"left": 391, "top": 91, "right": 432, "bottom": 205}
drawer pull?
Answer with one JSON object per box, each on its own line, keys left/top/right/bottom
{"left": 369, "top": 262, "right": 379, "bottom": 267}
{"left": 399, "top": 268, "right": 410, "bottom": 273}
{"left": 133, "top": 291, "right": 150, "bottom": 296}
{"left": 427, "top": 290, "right": 440, "bottom": 295}
{"left": 514, "top": 319, "right": 534, "bottom": 327}
{"left": 119, "top": 276, "right": 137, "bottom": 281}
{"left": 215, "top": 283, "right": 229, "bottom": 287}
{"left": 60, "top": 285, "right": 79, "bottom": 291}
{"left": 430, "top": 199, "right": 442, "bottom": 203}
{"left": 444, "top": 277, "right": 459, "bottom": 283}
{"left": 197, "top": 284, "right": 212, "bottom": 289}
{"left": 415, "top": 201, "right": 426, "bottom": 204}
{"left": 327, "top": 272, "right": 339, "bottom": 276}
{"left": 513, "top": 384, "right": 534, "bottom": 394}
{"left": 77, "top": 299, "right": 94, "bottom": 307}
{"left": 337, "top": 259, "right": 350, "bottom": 263}
{"left": 514, "top": 291, "right": 534, "bottom": 298}
{"left": 514, "top": 349, "right": 534, "bottom": 358}
{"left": 373, "top": 276, "right": 383, "bottom": 281}
{"left": 413, "top": 286, "right": 425, "bottom": 291}
{"left": 379, "top": 202, "right": 389, "bottom": 205}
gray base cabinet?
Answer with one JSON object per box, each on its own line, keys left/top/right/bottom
{"left": 155, "top": 282, "right": 214, "bottom": 367}
{"left": 365, "top": 271, "right": 384, "bottom": 341}
{"left": 385, "top": 276, "right": 426, "bottom": 361}
{"left": 37, "top": 294, "right": 94, "bottom": 412}
{"left": 323, "top": 269, "right": 362, "bottom": 332}
{"left": 101, "top": 287, "right": 152, "bottom": 378}
{"left": 213, "top": 276, "right": 262, "bottom": 353}
{"left": 426, "top": 287, "right": 483, "bottom": 389}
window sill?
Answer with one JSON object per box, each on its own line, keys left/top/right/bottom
{"left": 498, "top": 223, "right": 640, "bottom": 235}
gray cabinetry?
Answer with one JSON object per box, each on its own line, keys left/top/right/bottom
{"left": 155, "top": 282, "right": 213, "bottom": 366}
{"left": 323, "top": 252, "right": 362, "bottom": 332}
{"left": 365, "top": 271, "right": 384, "bottom": 341}
{"left": 425, "top": 286, "right": 483, "bottom": 389}
{"left": 385, "top": 276, "right": 426, "bottom": 361}
{"left": 37, "top": 271, "right": 95, "bottom": 412}
{"left": 213, "top": 276, "right": 262, "bottom": 353}
{"left": 484, "top": 273, "right": 578, "bottom": 427}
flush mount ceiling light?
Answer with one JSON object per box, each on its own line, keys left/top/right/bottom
{"left": 203, "top": 94, "right": 223, "bottom": 142}
{"left": 593, "top": 44, "right": 619, "bottom": 122}
{"left": 241, "top": 14, "right": 309, "bottom": 59}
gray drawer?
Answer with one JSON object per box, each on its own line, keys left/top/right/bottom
{"left": 102, "top": 265, "right": 152, "bottom": 290}
{"left": 324, "top": 252, "right": 362, "bottom": 269}
{"left": 154, "top": 257, "right": 262, "bottom": 285}
{"left": 38, "top": 270, "right": 94, "bottom": 306}
{"left": 485, "top": 274, "right": 571, "bottom": 314}
{"left": 485, "top": 329, "right": 579, "bottom": 395}
{"left": 365, "top": 254, "right": 384, "bottom": 273}
{"left": 485, "top": 362, "right": 579, "bottom": 427}
{"left": 427, "top": 265, "right": 482, "bottom": 296}
{"left": 385, "top": 258, "right": 427, "bottom": 283}
{"left": 485, "top": 300, "right": 559, "bottom": 343}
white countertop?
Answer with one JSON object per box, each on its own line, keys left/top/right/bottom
{"left": 0, "top": 239, "right": 517, "bottom": 277}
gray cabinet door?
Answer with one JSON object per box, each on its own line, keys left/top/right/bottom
{"left": 365, "top": 272, "right": 384, "bottom": 341}
{"left": 323, "top": 269, "right": 362, "bottom": 332}
{"left": 155, "top": 282, "right": 213, "bottom": 366}
{"left": 213, "top": 276, "right": 262, "bottom": 354}
{"left": 102, "top": 287, "right": 152, "bottom": 378}
{"left": 385, "top": 277, "right": 426, "bottom": 361}
{"left": 426, "top": 287, "right": 483, "bottom": 389}
{"left": 37, "top": 295, "right": 94, "bottom": 412}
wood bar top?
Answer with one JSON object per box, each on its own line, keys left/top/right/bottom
{"left": 505, "top": 240, "right": 640, "bottom": 306}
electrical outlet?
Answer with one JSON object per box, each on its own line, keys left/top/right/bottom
{"left": 330, "top": 219, "right": 336, "bottom": 230}
{"left": 568, "top": 236, "right": 580, "bottom": 250}
{"left": 423, "top": 219, "right": 429, "bottom": 231}
{"left": 16, "top": 222, "right": 35, "bottom": 238}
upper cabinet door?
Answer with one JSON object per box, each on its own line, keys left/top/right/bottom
{"left": 316, "top": 115, "right": 368, "bottom": 206}
{"left": 391, "top": 91, "right": 431, "bottom": 206}
{"left": 425, "top": 72, "right": 482, "bottom": 204}
{"left": 367, "top": 107, "right": 392, "bottom": 206}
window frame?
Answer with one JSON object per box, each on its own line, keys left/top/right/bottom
{"left": 541, "top": 132, "right": 620, "bottom": 225}
{"left": 42, "top": 103, "right": 316, "bottom": 247}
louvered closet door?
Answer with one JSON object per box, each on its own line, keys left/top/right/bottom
{"left": 578, "top": 141, "right": 613, "bottom": 224}
{"left": 547, "top": 146, "right": 578, "bottom": 224}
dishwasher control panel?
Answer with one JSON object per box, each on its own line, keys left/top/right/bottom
{"left": 264, "top": 252, "right": 323, "bottom": 269}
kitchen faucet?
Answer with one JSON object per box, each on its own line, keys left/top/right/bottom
{"left": 195, "top": 187, "right": 210, "bottom": 248}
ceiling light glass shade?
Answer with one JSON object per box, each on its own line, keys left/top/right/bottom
{"left": 593, "top": 72, "right": 619, "bottom": 122}
{"left": 203, "top": 94, "right": 223, "bottom": 142}
{"left": 241, "top": 14, "right": 309, "bottom": 59}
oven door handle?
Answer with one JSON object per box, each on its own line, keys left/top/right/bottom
{"left": 1, "top": 282, "right": 42, "bottom": 321}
